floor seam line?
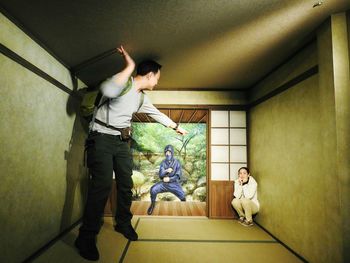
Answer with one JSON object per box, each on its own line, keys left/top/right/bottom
{"left": 118, "top": 218, "right": 141, "bottom": 263}
{"left": 135, "top": 239, "right": 278, "bottom": 243}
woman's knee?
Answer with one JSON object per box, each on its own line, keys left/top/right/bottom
{"left": 240, "top": 198, "right": 251, "bottom": 205}
{"left": 231, "top": 198, "right": 241, "bottom": 207}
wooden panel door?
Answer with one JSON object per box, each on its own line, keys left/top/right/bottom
{"left": 209, "top": 181, "right": 237, "bottom": 218}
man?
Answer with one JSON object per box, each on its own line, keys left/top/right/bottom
{"left": 75, "top": 46, "right": 187, "bottom": 261}
{"left": 147, "top": 145, "right": 186, "bottom": 215}
{"left": 231, "top": 167, "right": 259, "bottom": 227}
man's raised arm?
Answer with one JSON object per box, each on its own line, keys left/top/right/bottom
{"left": 100, "top": 45, "right": 135, "bottom": 98}
{"left": 114, "top": 45, "right": 135, "bottom": 86}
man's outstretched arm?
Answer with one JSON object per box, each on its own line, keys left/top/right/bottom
{"left": 138, "top": 95, "right": 188, "bottom": 135}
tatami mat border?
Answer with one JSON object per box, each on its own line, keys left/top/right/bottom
{"left": 119, "top": 218, "right": 141, "bottom": 263}
{"left": 118, "top": 217, "right": 280, "bottom": 262}
{"left": 136, "top": 239, "right": 277, "bottom": 243}
{"left": 137, "top": 216, "right": 209, "bottom": 220}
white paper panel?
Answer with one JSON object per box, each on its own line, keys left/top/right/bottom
{"left": 211, "top": 128, "right": 229, "bottom": 145}
{"left": 211, "top": 146, "right": 229, "bottom": 162}
{"left": 230, "top": 111, "right": 246, "bottom": 127}
{"left": 211, "top": 111, "right": 229, "bottom": 127}
{"left": 230, "top": 129, "right": 247, "bottom": 145}
{"left": 230, "top": 146, "right": 247, "bottom": 162}
{"left": 211, "top": 163, "right": 229, "bottom": 181}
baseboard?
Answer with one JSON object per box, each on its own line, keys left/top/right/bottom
{"left": 254, "top": 222, "right": 309, "bottom": 263}
{"left": 23, "top": 218, "right": 82, "bottom": 263}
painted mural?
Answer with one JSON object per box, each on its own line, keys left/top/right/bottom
{"left": 130, "top": 123, "right": 207, "bottom": 202}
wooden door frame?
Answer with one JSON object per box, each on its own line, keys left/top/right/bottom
{"left": 104, "top": 105, "right": 246, "bottom": 217}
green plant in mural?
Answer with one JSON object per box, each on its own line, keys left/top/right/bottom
{"left": 176, "top": 127, "right": 201, "bottom": 160}
{"left": 131, "top": 170, "right": 146, "bottom": 200}
{"left": 131, "top": 123, "right": 207, "bottom": 201}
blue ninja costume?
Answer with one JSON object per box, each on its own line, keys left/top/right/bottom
{"left": 147, "top": 145, "right": 186, "bottom": 215}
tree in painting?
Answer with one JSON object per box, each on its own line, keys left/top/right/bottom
{"left": 130, "top": 123, "right": 207, "bottom": 202}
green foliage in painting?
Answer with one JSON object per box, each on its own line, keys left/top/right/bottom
{"left": 131, "top": 123, "right": 207, "bottom": 201}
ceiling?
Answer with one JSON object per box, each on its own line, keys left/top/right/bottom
{"left": 1, "top": 0, "right": 349, "bottom": 90}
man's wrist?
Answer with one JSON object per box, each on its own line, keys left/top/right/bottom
{"left": 172, "top": 123, "right": 179, "bottom": 130}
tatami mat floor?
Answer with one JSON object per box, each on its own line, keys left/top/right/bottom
{"left": 32, "top": 217, "right": 303, "bottom": 263}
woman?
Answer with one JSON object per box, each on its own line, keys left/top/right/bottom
{"left": 231, "top": 167, "right": 259, "bottom": 226}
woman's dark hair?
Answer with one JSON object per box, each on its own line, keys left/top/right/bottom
{"left": 136, "top": 60, "right": 162, "bottom": 76}
{"left": 238, "top": 167, "right": 250, "bottom": 174}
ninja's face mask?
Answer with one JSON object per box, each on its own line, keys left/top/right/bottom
{"left": 165, "top": 150, "right": 172, "bottom": 161}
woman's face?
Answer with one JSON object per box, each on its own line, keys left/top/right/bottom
{"left": 238, "top": 169, "right": 249, "bottom": 182}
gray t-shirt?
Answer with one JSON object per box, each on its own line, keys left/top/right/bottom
{"left": 91, "top": 75, "right": 174, "bottom": 135}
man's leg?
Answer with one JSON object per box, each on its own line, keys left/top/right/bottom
{"left": 167, "top": 183, "right": 186, "bottom": 201}
{"left": 150, "top": 182, "right": 164, "bottom": 202}
{"left": 76, "top": 135, "right": 114, "bottom": 261}
{"left": 147, "top": 182, "right": 165, "bottom": 215}
{"left": 113, "top": 139, "right": 138, "bottom": 240}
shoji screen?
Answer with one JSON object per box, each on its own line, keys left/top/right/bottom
{"left": 211, "top": 111, "right": 247, "bottom": 181}
{"left": 209, "top": 110, "right": 247, "bottom": 218}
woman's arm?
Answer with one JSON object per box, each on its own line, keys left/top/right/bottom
{"left": 233, "top": 180, "right": 243, "bottom": 198}
{"left": 242, "top": 179, "right": 257, "bottom": 199}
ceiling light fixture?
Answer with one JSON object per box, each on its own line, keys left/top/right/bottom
{"left": 313, "top": 1, "right": 323, "bottom": 8}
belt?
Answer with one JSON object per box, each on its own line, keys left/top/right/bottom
{"left": 94, "top": 118, "right": 124, "bottom": 132}
{"left": 89, "top": 130, "right": 122, "bottom": 140}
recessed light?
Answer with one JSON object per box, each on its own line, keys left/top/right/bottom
{"left": 313, "top": 1, "right": 323, "bottom": 8}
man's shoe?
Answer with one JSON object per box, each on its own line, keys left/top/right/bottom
{"left": 74, "top": 236, "right": 99, "bottom": 261}
{"left": 115, "top": 224, "right": 138, "bottom": 241}
{"left": 147, "top": 202, "right": 155, "bottom": 215}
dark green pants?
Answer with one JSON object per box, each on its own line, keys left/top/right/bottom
{"left": 79, "top": 132, "right": 133, "bottom": 238}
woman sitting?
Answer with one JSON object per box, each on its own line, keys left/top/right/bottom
{"left": 231, "top": 167, "right": 259, "bottom": 226}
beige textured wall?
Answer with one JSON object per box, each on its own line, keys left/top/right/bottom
{"left": 330, "top": 12, "right": 350, "bottom": 263}
{"left": 248, "top": 13, "right": 350, "bottom": 263}
{"left": 0, "top": 13, "right": 77, "bottom": 89}
{"left": 347, "top": 15, "right": 350, "bottom": 261}
{"left": 0, "top": 14, "right": 87, "bottom": 263}
{"left": 248, "top": 40, "right": 318, "bottom": 104}
{"left": 248, "top": 75, "right": 333, "bottom": 262}
{"left": 147, "top": 90, "right": 246, "bottom": 105}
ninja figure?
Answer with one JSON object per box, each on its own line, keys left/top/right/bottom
{"left": 147, "top": 145, "right": 186, "bottom": 215}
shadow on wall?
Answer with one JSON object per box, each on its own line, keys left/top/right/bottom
{"left": 60, "top": 75, "right": 89, "bottom": 232}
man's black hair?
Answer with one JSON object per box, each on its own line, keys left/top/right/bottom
{"left": 136, "top": 60, "right": 162, "bottom": 76}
